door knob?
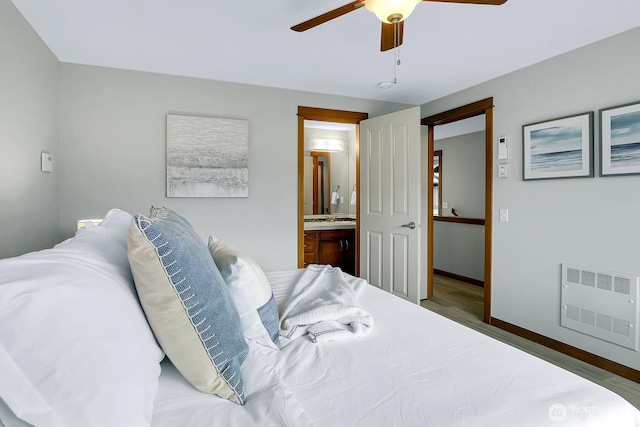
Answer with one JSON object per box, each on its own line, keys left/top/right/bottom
{"left": 401, "top": 222, "right": 416, "bottom": 230}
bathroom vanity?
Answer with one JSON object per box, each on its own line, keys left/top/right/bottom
{"left": 303, "top": 216, "right": 356, "bottom": 275}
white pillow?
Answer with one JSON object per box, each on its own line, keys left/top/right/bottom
{"left": 0, "top": 209, "right": 164, "bottom": 427}
{"left": 208, "top": 236, "right": 280, "bottom": 349}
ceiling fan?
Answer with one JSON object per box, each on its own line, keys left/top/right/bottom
{"left": 291, "top": 0, "right": 508, "bottom": 52}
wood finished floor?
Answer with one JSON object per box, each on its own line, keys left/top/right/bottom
{"left": 420, "top": 274, "right": 640, "bottom": 410}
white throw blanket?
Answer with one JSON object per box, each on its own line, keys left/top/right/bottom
{"left": 279, "top": 264, "right": 373, "bottom": 343}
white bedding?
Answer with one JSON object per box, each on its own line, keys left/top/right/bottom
{"left": 151, "top": 269, "right": 640, "bottom": 427}
{"left": 279, "top": 264, "right": 373, "bottom": 343}
{"left": 3, "top": 210, "right": 637, "bottom": 427}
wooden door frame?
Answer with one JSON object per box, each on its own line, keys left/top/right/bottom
{"left": 297, "top": 106, "right": 368, "bottom": 276}
{"left": 421, "top": 98, "right": 494, "bottom": 323}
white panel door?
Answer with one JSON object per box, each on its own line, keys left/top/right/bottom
{"left": 360, "top": 107, "right": 421, "bottom": 304}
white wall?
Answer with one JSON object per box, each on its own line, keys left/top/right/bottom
{"left": 58, "top": 63, "right": 408, "bottom": 271}
{"left": 421, "top": 27, "right": 640, "bottom": 370}
{"left": 0, "top": 0, "right": 60, "bottom": 258}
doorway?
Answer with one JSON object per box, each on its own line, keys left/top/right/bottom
{"left": 422, "top": 98, "right": 494, "bottom": 323}
{"left": 297, "top": 106, "right": 368, "bottom": 275}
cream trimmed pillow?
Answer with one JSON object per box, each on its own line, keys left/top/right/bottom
{"left": 208, "top": 236, "right": 280, "bottom": 349}
{"left": 128, "top": 207, "right": 248, "bottom": 405}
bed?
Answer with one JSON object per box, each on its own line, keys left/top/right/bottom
{"left": 1, "top": 207, "right": 639, "bottom": 427}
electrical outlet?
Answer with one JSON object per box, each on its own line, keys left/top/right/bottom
{"left": 499, "top": 209, "right": 509, "bottom": 222}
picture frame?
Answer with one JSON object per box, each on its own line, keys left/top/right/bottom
{"left": 522, "top": 112, "right": 594, "bottom": 181}
{"left": 166, "top": 114, "right": 249, "bottom": 198}
{"left": 599, "top": 101, "right": 640, "bottom": 177}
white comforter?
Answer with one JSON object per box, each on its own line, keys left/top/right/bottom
{"left": 151, "top": 269, "right": 640, "bottom": 427}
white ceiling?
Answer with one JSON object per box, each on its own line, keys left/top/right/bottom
{"left": 10, "top": 0, "right": 640, "bottom": 105}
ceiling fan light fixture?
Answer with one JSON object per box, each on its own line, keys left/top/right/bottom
{"left": 364, "top": 0, "right": 421, "bottom": 23}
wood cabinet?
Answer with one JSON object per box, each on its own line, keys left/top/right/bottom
{"left": 303, "top": 228, "right": 355, "bottom": 275}
{"left": 303, "top": 230, "right": 319, "bottom": 267}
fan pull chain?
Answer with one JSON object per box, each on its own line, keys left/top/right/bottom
{"left": 393, "top": 19, "right": 401, "bottom": 85}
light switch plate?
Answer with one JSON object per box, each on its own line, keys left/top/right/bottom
{"left": 499, "top": 209, "right": 509, "bottom": 222}
{"left": 41, "top": 152, "right": 53, "bottom": 173}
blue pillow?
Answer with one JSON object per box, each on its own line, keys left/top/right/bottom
{"left": 127, "top": 207, "right": 248, "bottom": 405}
{"left": 257, "top": 294, "right": 280, "bottom": 345}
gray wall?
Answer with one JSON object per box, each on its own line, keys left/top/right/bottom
{"left": 435, "top": 131, "right": 485, "bottom": 218}
{"left": 422, "top": 26, "right": 640, "bottom": 370}
{"left": 58, "top": 64, "right": 408, "bottom": 271}
{"left": 6, "top": 0, "right": 639, "bottom": 371}
{"left": 433, "top": 222, "right": 485, "bottom": 282}
{"left": 0, "top": 0, "right": 60, "bottom": 258}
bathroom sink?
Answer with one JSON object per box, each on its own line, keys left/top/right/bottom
{"left": 303, "top": 215, "right": 356, "bottom": 230}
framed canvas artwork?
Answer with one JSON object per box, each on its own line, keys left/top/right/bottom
{"left": 167, "top": 114, "right": 249, "bottom": 197}
{"left": 599, "top": 101, "right": 640, "bottom": 177}
{"left": 522, "top": 112, "right": 594, "bottom": 181}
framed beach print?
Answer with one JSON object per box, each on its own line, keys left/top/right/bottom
{"left": 599, "top": 101, "right": 640, "bottom": 176}
{"left": 166, "top": 114, "right": 249, "bottom": 197}
{"left": 522, "top": 112, "right": 594, "bottom": 180}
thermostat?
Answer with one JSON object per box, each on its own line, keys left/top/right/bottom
{"left": 497, "top": 136, "right": 508, "bottom": 160}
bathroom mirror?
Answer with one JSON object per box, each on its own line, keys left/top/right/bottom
{"left": 433, "top": 150, "right": 442, "bottom": 216}
{"left": 304, "top": 151, "right": 331, "bottom": 214}
{"left": 303, "top": 121, "right": 356, "bottom": 216}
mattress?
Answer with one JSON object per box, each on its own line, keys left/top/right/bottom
{"left": 150, "top": 269, "right": 640, "bottom": 427}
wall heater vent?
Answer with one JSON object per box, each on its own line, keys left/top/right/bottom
{"left": 561, "top": 263, "right": 639, "bottom": 351}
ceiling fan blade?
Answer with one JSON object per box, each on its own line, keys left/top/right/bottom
{"left": 423, "top": 0, "right": 507, "bottom": 5}
{"left": 291, "top": 0, "right": 366, "bottom": 32}
{"left": 380, "top": 21, "right": 404, "bottom": 52}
